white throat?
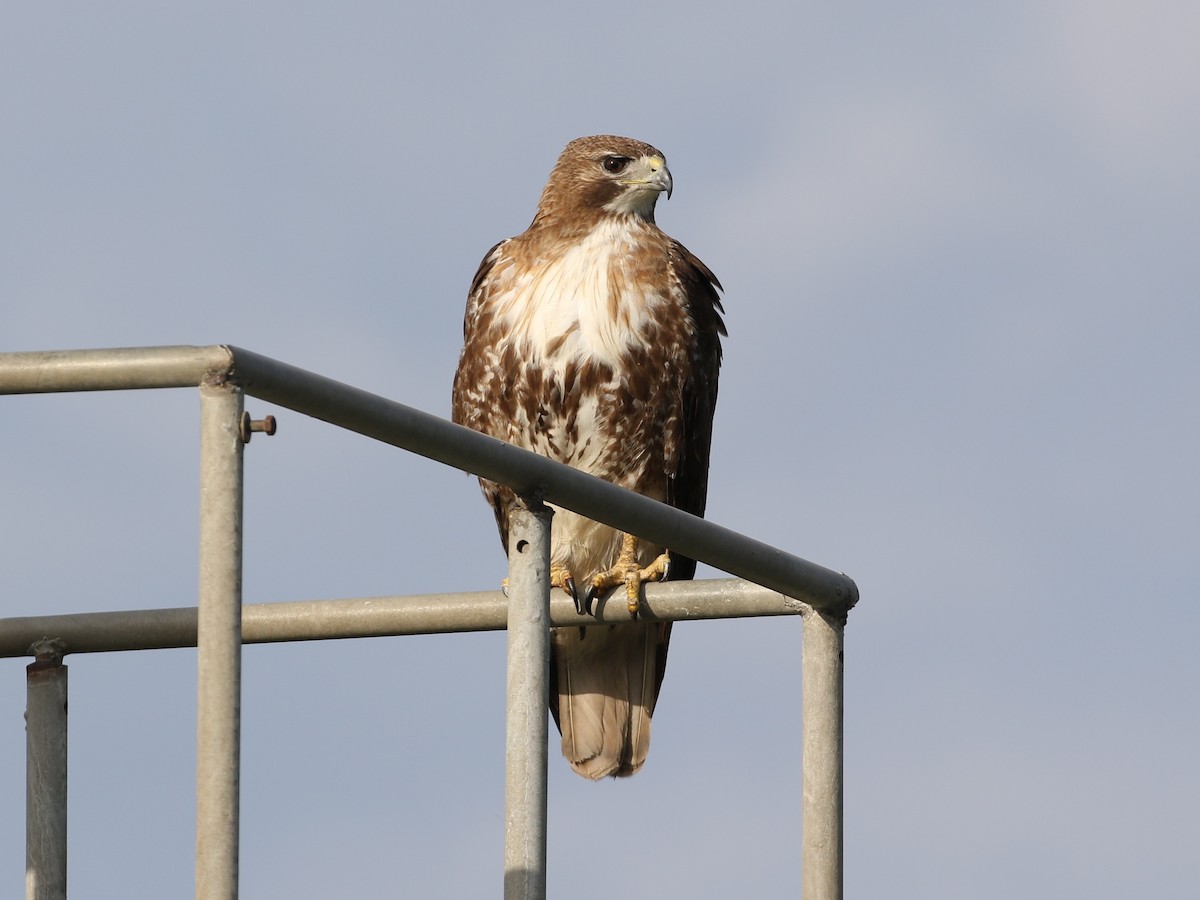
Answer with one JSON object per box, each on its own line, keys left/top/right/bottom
{"left": 493, "top": 219, "right": 665, "bottom": 371}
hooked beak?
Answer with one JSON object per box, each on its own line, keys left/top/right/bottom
{"left": 647, "top": 156, "right": 673, "bottom": 199}
{"left": 622, "top": 154, "right": 673, "bottom": 199}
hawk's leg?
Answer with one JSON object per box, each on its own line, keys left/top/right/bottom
{"left": 583, "top": 532, "right": 671, "bottom": 618}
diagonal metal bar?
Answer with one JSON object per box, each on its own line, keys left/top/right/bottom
{"left": 224, "top": 346, "right": 858, "bottom": 615}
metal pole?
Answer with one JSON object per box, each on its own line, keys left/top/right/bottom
{"left": 802, "top": 610, "right": 845, "bottom": 900}
{"left": 503, "top": 501, "right": 552, "bottom": 900}
{"left": 0, "top": 580, "right": 812, "bottom": 659}
{"left": 196, "top": 381, "right": 244, "bottom": 900}
{"left": 26, "top": 641, "right": 68, "bottom": 900}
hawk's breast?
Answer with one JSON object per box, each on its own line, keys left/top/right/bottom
{"left": 490, "top": 218, "right": 672, "bottom": 375}
{"left": 485, "top": 219, "right": 684, "bottom": 488}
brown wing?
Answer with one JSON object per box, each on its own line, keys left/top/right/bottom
{"left": 450, "top": 240, "right": 517, "bottom": 552}
{"left": 664, "top": 240, "right": 726, "bottom": 582}
{"left": 626, "top": 242, "right": 724, "bottom": 713}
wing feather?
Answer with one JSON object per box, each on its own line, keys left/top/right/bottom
{"left": 664, "top": 239, "right": 725, "bottom": 581}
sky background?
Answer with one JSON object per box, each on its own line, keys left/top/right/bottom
{"left": 2, "top": 1, "right": 1198, "bottom": 897}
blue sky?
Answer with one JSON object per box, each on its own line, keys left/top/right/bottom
{"left": 2, "top": 2, "right": 1198, "bottom": 897}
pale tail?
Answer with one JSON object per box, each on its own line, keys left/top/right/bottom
{"left": 550, "top": 621, "right": 671, "bottom": 779}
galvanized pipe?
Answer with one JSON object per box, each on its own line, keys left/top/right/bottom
{"left": 2, "top": 344, "right": 858, "bottom": 897}
{"left": 0, "top": 345, "right": 858, "bottom": 615}
{"left": 0, "top": 345, "right": 232, "bottom": 393}
{"left": 802, "top": 610, "right": 845, "bottom": 900}
{"left": 0, "top": 580, "right": 807, "bottom": 659}
{"left": 25, "top": 642, "right": 68, "bottom": 900}
{"left": 503, "top": 502, "right": 552, "bottom": 900}
{"left": 196, "top": 381, "right": 245, "bottom": 900}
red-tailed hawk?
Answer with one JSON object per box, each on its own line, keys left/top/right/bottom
{"left": 452, "top": 135, "right": 724, "bottom": 779}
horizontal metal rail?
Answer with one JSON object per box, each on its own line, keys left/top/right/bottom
{"left": 0, "top": 345, "right": 231, "bottom": 392}
{"left": 0, "top": 345, "right": 858, "bottom": 615}
{"left": 0, "top": 579, "right": 805, "bottom": 659}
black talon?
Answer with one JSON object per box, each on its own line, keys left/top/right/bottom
{"left": 582, "top": 583, "right": 599, "bottom": 616}
{"left": 571, "top": 579, "right": 589, "bottom": 615}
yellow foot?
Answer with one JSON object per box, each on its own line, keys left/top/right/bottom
{"left": 550, "top": 565, "right": 584, "bottom": 614}
{"left": 502, "top": 565, "right": 581, "bottom": 612}
{"left": 584, "top": 533, "right": 671, "bottom": 618}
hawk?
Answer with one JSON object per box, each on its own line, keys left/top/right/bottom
{"left": 451, "top": 135, "right": 725, "bottom": 779}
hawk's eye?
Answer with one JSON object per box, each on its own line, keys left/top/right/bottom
{"left": 602, "top": 156, "right": 631, "bottom": 174}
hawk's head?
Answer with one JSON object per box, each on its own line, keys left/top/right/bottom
{"left": 535, "top": 135, "right": 673, "bottom": 227}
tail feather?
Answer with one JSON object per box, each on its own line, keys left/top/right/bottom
{"left": 550, "top": 621, "right": 671, "bottom": 779}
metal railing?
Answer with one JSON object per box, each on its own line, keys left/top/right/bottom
{"left": 0, "top": 345, "right": 859, "bottom": 900}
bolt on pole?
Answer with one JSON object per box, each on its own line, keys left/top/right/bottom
{"left": 26, "top": 642, "right": 68, "bottom": 900}
{"left": 503, "top": 501, "right": 553, "bottom": 900}
{"left": 196, "top": 381, "right": 245, "bottom": 900}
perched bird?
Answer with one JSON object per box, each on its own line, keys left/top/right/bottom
{"left": 452, "top": 135, "right": 725, "bottom": 778}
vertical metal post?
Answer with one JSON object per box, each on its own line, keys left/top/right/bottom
{"left": 802, "top": 609, "right": 845, "bottom": 900}
{"left": 196, "top": 381, "right": 244, "bottom": 900}
{"left": 502, "top": 500, "right": 552, "bottom": 900}
{"left": 26, "top": 641, "right": 68, "bottom": 900}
